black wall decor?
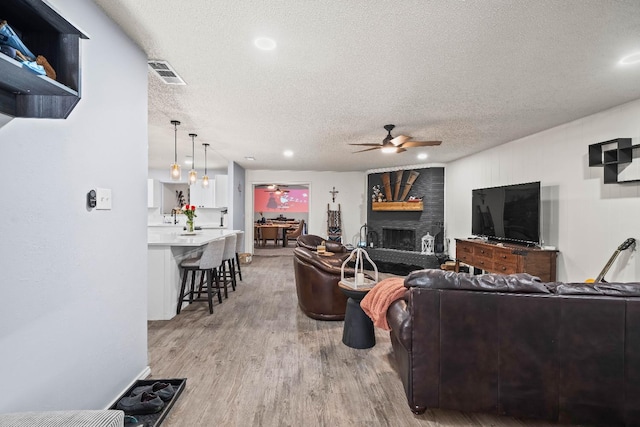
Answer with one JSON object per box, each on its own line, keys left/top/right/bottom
{"left": 366, "top": 167, "right": 445, "bottom": 252}
{"left": 589, "top": 138, "right": 640, "bottom": 184}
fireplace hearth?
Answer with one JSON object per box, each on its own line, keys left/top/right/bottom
{"left": 382, "top": 228, "right": 416, "bottom": 251}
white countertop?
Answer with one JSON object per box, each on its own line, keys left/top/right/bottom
{"left": 148, "top": 228, "right": 239, "bottom": 247}
{"left": 148, "top": 223, "right": 226, "bottom": 229}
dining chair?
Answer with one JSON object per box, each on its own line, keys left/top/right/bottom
{"left": 254, "top": 225, "right": 262, "bottom": 246}
{"left": 260, "top": 226, "right": 279, "bottom": 247}
{"left": 286, "top": 219, "right": 305, "bottom": 245}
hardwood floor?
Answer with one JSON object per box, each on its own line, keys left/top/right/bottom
{"left": 147, "top": 255, "right": 573, "bottom": 427}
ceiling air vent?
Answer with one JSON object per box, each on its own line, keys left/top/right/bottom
{"left": 147, "top": 60, "right": 186, "bottom": 85}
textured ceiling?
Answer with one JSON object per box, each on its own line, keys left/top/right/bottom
{"left": 93, "top": 0, "right": 640, "bottom": 172}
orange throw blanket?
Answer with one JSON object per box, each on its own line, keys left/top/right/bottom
{"left": 360, "top": 277, "right": 406, "bottom": 331}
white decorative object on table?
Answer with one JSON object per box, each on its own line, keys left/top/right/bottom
{"left": 421, "top": 233, "right": 435, "bottom": 255}
{"left": 340, "top": 247, "right": 378, "bottom": 289}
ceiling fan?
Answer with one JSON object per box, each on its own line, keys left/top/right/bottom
{"left": 350, "top": 124, "right": 442, "bottom": 154}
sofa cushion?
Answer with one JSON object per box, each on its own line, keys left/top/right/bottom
{"left": 404, "top": 268, "right": 549, "bottom": 294}
{"left": 554, "top": 282, "right": 640, "bottom": 296}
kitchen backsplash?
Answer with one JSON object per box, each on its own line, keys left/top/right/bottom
{"left": 148, "top": 207, "right": 227, "bottom": 226}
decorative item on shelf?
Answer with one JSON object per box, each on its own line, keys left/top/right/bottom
{"left": 371, "top": 185, "right": 385, "bottom": 203}
{"left": 169, "top": 120, "right": 181, "bottom": 181}
{"left": 201, "top": 143, "right": 210, "bottom": 188}
{"left": 188, "top": 133, "right": 197, "bottom": 185}
{"left": 182, "top": 205, "right": 197, "bottom": 232}
{"left": 421, "top": 232, "right": 435, "bottom": 255}
{"left": 340, "top": 247, "right": 378, "bottom": 289}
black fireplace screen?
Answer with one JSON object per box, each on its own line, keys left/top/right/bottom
{"left": 382, "top": 228, "right": 416, "bottom": 251}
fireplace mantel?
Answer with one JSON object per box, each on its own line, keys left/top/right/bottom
{"left": 371, "top": 201, "right": 423, "bottom": 211}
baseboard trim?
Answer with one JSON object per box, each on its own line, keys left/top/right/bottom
{"left": 105, "top": 365, "right": 151, "bottom": 409}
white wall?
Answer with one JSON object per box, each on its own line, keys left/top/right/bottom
{"left": 0, "top": 0, "right": 149, "bottom": 411}
{"left": 228, "top": 161, "right": 246, "bottom": 250}
{"left": 446, "top": 98, "right": 640, "bottom": 282}
{"left": 245, "top": 170, "right": 366, "bottom": 251}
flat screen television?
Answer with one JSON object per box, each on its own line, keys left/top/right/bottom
{"left": 471, "top": 181, "right": 541, "bottom": 246}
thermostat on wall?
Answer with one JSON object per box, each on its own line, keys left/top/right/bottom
{"left": 95, "top": 188, "right": 112, "bottom": 210}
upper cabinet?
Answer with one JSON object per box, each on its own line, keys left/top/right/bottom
{"left": 190, "top": 176, "right": 228, "bottom": 208}
{"left": 190, "top": 180, "right": 214, "bottom": 208}
{"left": 147, "top": 179, "right": 161, "bottom": 208}
{"left": 0, "top": 0, "right": 88, "bottom": 118}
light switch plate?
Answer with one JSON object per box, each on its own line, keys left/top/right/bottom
{"left": 96, "top": 188, "right": 112, "bottom": 210}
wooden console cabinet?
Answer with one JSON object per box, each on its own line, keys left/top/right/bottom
{"left": 455, "top": 238, "right": 558, "bottom": 282}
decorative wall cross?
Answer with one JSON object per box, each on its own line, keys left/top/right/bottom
{"left": 330, "top": 186, "right": 339, "bottom": 202}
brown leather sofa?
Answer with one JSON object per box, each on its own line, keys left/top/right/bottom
{"left": 293, "top": 235, "right": 353, "bottom": 320}
{"left": 387, "top": 269, "right": 640, "bottom": 426}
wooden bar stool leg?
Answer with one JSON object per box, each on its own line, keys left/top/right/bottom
{"left": 235, "top": 253, "right": 243, "bottom": 281}
{"left": 228, "top": 259, "right": 236, "bottom": 291}
{"left": 214, "top": 268, "right": 223, "bottom": 304}
{"left": 177, "top": 268, "right": 189, "bottom": 315}
{"left": 188, "top": 270, "right": 197, "bottom": 304}
{"left": 220, "top": 263, "right": 229, "bottom": 299}
{"left": 205, "top": 269, "right": 214, "bottom": 314}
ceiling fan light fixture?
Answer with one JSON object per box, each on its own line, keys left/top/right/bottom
{"left": 170, "top": 120, "right": 181, "bottom": 181}
{"left": 381, "top": 145, "right": 397, "bottom": 154}
{"left": 619, "top": 51, "right": 640, "bottom": 65}
{"left": 254, "top": 37, "right": 277, "bottom": 51}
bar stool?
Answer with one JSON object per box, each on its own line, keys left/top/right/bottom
{"left": 176, "top": 238, "right": 225, "bottom": 315}
{"left": 233, "top": 231, "right": 244, "bottom": 282}
{"left": 219, "top": 234, "right": 237, "bottom": 299}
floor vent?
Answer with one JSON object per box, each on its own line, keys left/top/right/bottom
{"left": 148, "top": 60, "right": 186, "bottom": 85}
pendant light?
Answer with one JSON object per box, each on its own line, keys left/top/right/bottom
{"left": 202, "top": 143, "right": 210, "bottom": 188}
{"left": 188, "top": 133, "right": 197, "bottom": 185}
{"left": 169, "top": 120, "right": 181, "bottom": 180}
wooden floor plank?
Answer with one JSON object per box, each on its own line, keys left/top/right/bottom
{"left": 147, "top": 255, "right": 575, "bottom": 426}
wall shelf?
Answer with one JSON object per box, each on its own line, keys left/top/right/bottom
{"left": 588, "top": 138, "right": 640, "bottom": 184}
{"left": 371, "top": 201, "right": 423, "bottom": 211}
{"left": 0, "top": 0, "right": 88, "bottom": 119}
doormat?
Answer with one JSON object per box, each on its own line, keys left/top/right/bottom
{"left": 111, "top": 378, "right": 186, "bottom": 427}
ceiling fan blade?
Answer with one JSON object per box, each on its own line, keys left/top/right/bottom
{"left": 353, "top": 147, "right": 381, "bottom": 153}
{"left": 396, "top": 148, "right": 407, "bottom": 153}
{"left": 390, "top": 135, "right": 410, "bottom": 146}
{"left": 400, "top": 140, "right": 442, "bottom": 148}
{"left": 349, "top": 143, "right": 383, "bottom": 147}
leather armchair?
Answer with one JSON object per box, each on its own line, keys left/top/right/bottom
{"left": 386, "top": 269, "right": 640, "bottom": 425}
{"left": 293, "top": 246, "right": 353, "bottom": 320}
{"left": 296, "top": 234, "right": 348, "bottom": 253}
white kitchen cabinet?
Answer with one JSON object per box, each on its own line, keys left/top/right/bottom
{"left": 147, "top": 179, "right": 162, "bottom": 208}
{"left": 214, "top": 175, "right": 228, "bottom": 208}
{"left": 190, "top": 180, "right": 215, "bottom": 208}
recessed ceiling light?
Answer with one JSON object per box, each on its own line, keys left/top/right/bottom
{"left": 245, "top": 156, "right": 255, "bottom": 161}
{"left": 417, "top": 153, "right": 428, "bottom": 160}
{"left": 619, "top": 51, "right": 640, "bottom": 65}
{"left": 254, "top": 37, "right": 277, "bottom": 51}
{"left": 283, "top": 150, "right": 293, "bottom": 157}
{"left": 184, "top": 157, "right": 193, "bottom": 165}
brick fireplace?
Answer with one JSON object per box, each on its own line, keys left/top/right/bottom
{"left": 366, "top": 167, "right": 445, "bottom": 253}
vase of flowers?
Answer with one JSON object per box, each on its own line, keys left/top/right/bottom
{"left": 183, "top": 205, "right": 197, "bottom": 232}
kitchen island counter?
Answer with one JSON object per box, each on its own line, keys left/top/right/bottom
{"left": 148, "top": 228, "right": 239, "bottom": 320}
